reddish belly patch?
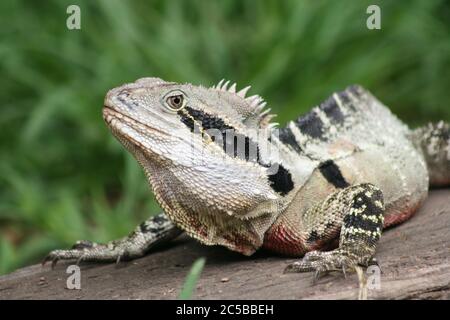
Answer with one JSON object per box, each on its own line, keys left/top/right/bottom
{"left": 262, "top": 224, "right": 307, "bottom": 256}
{"left": 263, "top": 200, "right": 424, "bottom": 257}
{"left": 383, "top": 201, "right": 422, "bottom": 228}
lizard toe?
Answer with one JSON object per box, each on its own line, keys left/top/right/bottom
{"left": 284, "top": 249, "right": 365, "bottom": 284}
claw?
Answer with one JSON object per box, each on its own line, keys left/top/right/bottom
{"left": 355, "top": 266, "right": 368, "bottom": 300}
{"left": 312, "top": 270, "right": 321, "bottom": 285}
{"left": 76, "top": 255, "right": 85, "bottom": 266}
{"left": 284, "top": 249, "right": 362, "bottom": 285}
{"left": 41, "top": 254, "right": 59, "bottom": 269}
{"left": 41, "top": 255, "right": 50, "bottom": 266}
{"left": 51, "top": 257, "right": 58, "bottom": 270}
{"left": 283, "top": 262, "right": 299, "bottom": 274}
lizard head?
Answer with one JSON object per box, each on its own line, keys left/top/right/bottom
{"left": 103, "top": 77, "right": 294, "bottom": 254}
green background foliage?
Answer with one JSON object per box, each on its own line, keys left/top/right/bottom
{"left": 179, "top": 258, "right": 206, "bottom": 299}
{"left": 0, "top": 0, "right": 449, "bottom": 274}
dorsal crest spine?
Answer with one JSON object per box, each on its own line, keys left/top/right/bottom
{"left": 212, "top": 79, "right": 277, "bottom": 128}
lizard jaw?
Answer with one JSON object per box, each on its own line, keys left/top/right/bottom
{"left": 103, "top": 107, "right": 170, "bottom": 138}
{"left": 102, "top": 106, "right": 178, "bottom": 166}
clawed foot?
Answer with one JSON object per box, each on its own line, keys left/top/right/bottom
{"left": 284, "top": 250, "right": 365, "bottom": 284}
{"left": 42, "top": 213, "right": 182, "bottom": 269}
{"left": 42, "top": 239, "right": 135, "bottom": 269}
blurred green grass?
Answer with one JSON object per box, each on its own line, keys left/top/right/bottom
{"left": 179, "top": 258, "right": 206, "bottom": 299}
{"left": 0, "top": 0, "right": 449, "bottom": 275}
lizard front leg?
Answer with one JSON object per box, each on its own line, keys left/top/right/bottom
{"left": 43, "top": 212, "right": 182, "bottom": 267}
{"left": 285, "top": 183, "right": 384, "bottom": 279}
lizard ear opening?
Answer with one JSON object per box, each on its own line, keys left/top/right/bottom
{"left": 211, "top": 79, "right": 277, "bottom": 129}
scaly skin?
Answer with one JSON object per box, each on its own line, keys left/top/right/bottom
{"left": 43, "top": 78, "right": 450, "bottom": 280}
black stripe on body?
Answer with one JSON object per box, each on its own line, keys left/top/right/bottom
{"left": 268, "top": 164, "right": 294, "bottom": 196}
{"left": 182, "top": 106, "right": 234, "bottom": 132}
{"left": 319, "top": 96, "right": 345, "bottom": 125}
{"left": 178, "top": 107, "right": 295, "bottom": 195}
{"left": 294, "top": 111, "right": 325, "bottom": 140}
{"left": 338, "top": 90, "right": 351, "bottom": 104}
{"left": 278, "top": 127, "right": 302, "bottom": 153}
{"left": 178, "top": 110, "right": 196, "bottom": 132}
{"left": 180, "top": 106, "right": 264, "bottom": 163}
{"left": 337, "top": 90, "right": 357, "bottom": 112}
{"left": 318, "top": 160, "right": 350, "bottom": 188}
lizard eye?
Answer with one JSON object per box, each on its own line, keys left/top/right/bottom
{"left": 165, "top": 93, "right": 185, "bottom": 111}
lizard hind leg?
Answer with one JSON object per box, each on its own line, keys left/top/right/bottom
{"left": 43, "top": 212, "right": 182, "bottom": 268}
{"left": 284, "top": 183, "right": 385, "bottom": 279}
{"left": 412, "top": 121, "right": 450, "bottom": 187}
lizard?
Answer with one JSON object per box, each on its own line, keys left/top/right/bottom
{"left": 43, "top": 77, "right": 450, "bottom": 280}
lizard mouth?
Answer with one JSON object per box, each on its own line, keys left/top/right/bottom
{"left": 103, "top": 107, "right": 170, "bottom": 137}
{"left": 102, "top": 107, "right": 172, "bottom": 153}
